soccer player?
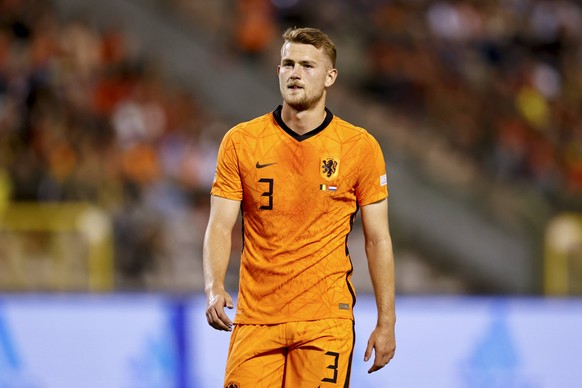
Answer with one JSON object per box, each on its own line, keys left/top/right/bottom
{"left": 203, "top": 26, "right": 396, "bottom": 387}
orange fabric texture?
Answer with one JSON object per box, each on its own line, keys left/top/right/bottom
{"left": 224, "top": 319, "right": 355, "bottom": 387}
{"left": 212, "top": 108, "right": 388, "bottom": 324}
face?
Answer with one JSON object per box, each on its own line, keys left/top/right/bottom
{"left": 277, "top": 42, "right": 337, "bottom": 111}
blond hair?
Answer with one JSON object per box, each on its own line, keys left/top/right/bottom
{"left": 282, "top": 27, "right": 337, "bottom": 68}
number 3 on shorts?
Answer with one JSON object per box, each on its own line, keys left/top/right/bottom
{"left": 322, "top": 351, "right": 340, "bottom": 383}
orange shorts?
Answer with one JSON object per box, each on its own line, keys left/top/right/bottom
{"left": 224, "top": 318, "right": 355, "bottom": 388}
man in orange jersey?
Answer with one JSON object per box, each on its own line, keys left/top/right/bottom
{"left": 203, "top": 26, "right": 396, "bottom": 387}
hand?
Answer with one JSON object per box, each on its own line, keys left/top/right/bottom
{"left": 205, "top": 289, "right": 234, "bottom": 331}
{"left": 364, "top": 324, "right": 396, "bottom": 373}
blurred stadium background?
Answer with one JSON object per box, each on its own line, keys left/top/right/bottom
{"left": 0, "top": 0, "right": 581, "bottom": 387}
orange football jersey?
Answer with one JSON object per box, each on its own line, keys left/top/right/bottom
{"left": 211, "top": 106, "right": 388, "bottom": 324}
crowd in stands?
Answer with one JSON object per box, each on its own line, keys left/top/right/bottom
{"left": 0, "top": 0, "right": 222, "bottom": 289}
{"left": 3, "top": 0, "right": 581, "bottom": 292}
{"left": 170, "top": 0, "right": 582, "bottom": 209}
{"left": 357, "top": 0, "right": 582, "bottom": 208}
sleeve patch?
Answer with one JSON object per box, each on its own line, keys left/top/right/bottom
{"left": 380, "top": 174, "right": 387, "bottom": 187}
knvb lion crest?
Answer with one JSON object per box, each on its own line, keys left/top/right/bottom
{"left": 320, "top": 156, "right": 340, "bottom": 180}
{"left": 225, "top": 381, "right": 240, "bottom": 388}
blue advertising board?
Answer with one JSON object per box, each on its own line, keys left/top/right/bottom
{"left": 0, "top": 295, "right": 178, "bottom": 388}
{"left": 0, "top": 295, "right": 581, "bottom": 387}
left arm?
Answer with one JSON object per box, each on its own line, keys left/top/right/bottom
{"left": 360, "top": 198, "right": 396, "bottom": 373}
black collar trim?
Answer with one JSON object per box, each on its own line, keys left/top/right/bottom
{"left": 272, "top": 105, "right": 334, "bottom": 142}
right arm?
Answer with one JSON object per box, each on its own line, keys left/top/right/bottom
{"left": 203, "top": 195, "right": 241, "bottom": 331}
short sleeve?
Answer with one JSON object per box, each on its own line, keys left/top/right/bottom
{"left": 211, "top": 129, "right": 243, "bottom": 201}
{"left": 355, "top": 133, "right": 388, "bottom": 206}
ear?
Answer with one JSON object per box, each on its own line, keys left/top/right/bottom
{"left": 325, "top": 68, "right": 338, "bottom": 88}
{"left": 277, "top": 65, "right": 281, "bottom": 75}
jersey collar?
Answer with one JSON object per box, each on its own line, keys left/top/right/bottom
{"left": 272, "top": 105, "right": 334, "bottom": 142}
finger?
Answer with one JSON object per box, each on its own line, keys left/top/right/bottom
{"left": 206, "top": 306, "right": 232, "bottom": 331}
{"left": 367, "top": 352, "right": 393, "bottom": 373}
{"left": 367, "top": 357, "right": 385, "bottom": 374}
{"left": 225, "top": 294, "right": 234, "bottom": 309}
{"left": 364, "top": 340, "right": 373, "bottom": 362}
{"left": 205, "top": 307, "right": 220, "bottom": 327}
{"left": 215, "top": 307, "right": 233, "bottom": 330}
{"left": 210, "top": 316, "right": 231, "bottom": 331}
{"left": 213, "top": 321, "right": 232, "bottom": 331}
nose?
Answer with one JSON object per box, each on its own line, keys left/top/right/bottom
{"left": 290, "top": 64, "right": 301, "bottom": 78}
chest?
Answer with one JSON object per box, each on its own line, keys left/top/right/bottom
{"left": 238, "top": 134, "right": 360, "bottom": 213}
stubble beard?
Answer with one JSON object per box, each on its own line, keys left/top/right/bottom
{"left": 282, "top": 89, "right": 324, "bottom": 112}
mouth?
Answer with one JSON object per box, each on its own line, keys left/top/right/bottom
{"left": 287, "top": 83, "right": 303, "bottom": 90}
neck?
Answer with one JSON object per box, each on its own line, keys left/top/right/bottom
{"left": 281, "top": 100, "right": 327, "bottom": 136}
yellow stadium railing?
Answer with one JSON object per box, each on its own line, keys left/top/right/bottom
{"left": 544, "top": 213, "right": 582, "bottom": 295}
{"left": 0, "top": 203, "right": 113, "bottom": 292}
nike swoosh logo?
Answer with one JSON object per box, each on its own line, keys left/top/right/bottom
{"left": 256, "top": 162, "right": 277, "bottom": 169}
